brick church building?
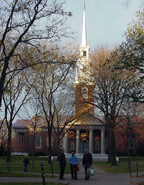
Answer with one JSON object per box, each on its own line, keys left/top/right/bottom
{"left": 13, "top": 3, "right": 107, "bottom": 159}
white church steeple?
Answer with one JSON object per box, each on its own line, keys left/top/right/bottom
{"left": 81, "top": 0, "right": 87, "bottom": 47}
{"left": 74, "top": 1, "right": 94, "bottom": 86}
{"left": 74, "top": 0, "right": 95, "bottom": 116}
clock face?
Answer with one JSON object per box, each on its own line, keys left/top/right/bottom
{"left": 81, "top": 87, "right": 88, "bottom": 98}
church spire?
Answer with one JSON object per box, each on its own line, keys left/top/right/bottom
{"left": 74, "top": 0, "right": 94, "bottom": 86}
{"left": 81, "top": 0, "right": 87, "bottom": 47}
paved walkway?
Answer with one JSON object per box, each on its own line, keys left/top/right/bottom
{"left": 0, "top": 164, "right": 144, "bottom": 185}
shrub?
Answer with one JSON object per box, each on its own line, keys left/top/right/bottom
{"left": 34, "top": 152, "right": 45, "bottom": 156}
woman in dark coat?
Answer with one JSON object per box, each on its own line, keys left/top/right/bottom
{"left": 59, "top": 148, "right": 66, "bottom": 180}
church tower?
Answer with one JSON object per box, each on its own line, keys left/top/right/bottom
{"left": 74, "top": 1, "right": 95, "bottom": 116}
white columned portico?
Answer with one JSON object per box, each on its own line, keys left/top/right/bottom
{"left": 89, "top": 129, "right": 93, "bottom": 153}
{"left": 76, "top": 129, "right": 80, "bottom": 153}
{"left": 64, "top": 131, "right": 68, "bottom": 153}
{"left": 101, "top": 129, "right": 105, "bottom": 154}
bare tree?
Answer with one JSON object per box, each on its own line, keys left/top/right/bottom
{"left": 0, "top": 0, "right": 72, "bottom": 106}
{"left": 118, "top": 101, "right": 144, "bottom": 168}
{"left": 52, "top": 93, "right": 79, "bottom": 160}
{"left": 117, "top": 8, "right": 144, "bottom": 80}
{"left": 20, "top": 97, "right": 46, "bottom": 169}
{"left": 89, "top": 45, "right": 141, "bottom": 165}
{"left": 25, "top": 43, "right": 77, "bottom": 175}
{"left": 2, "top": 71, "right": 31, "bottom": 162}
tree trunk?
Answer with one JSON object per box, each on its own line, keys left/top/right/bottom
{"left": 127, "top": 135, "right": 130, "bottom": 168}
{"left": 57, "top": 135, "right": 60, "bottom": 160}
{"left": 107, "top": 127, "right": 112, "bottom": 163}
{"left": 0, "top": 59, "right": 8, "bottom": 107}
{"left": 108, "top": 128, "right": 117, "bottom": 165}
{"left": 6, "top": 125, "right": 12, "bottom": 162}
{"left": 111, "top": 130, "right": 116, "bottom": 165}
{"left": 47, "top": 127, "right": 54, "bottom": 177}
{"left": 32, "top": 131, "right": 35, "bottom": 169}
{"left": 48, "top": 129, "right": 51, "bottom": 164}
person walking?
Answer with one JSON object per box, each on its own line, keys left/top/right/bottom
{"left": 59, "top": 148, "right": 66, "bottom": 180}
{"left": 69, "top": 151, "right": 78, "bottom": 180}
{"left": 23, "top": 155, "right": 31, "bottom": 172}
{"left": 82, "top": 148, "right": 92, "bottom": 180}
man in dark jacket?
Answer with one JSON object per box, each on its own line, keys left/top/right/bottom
{"left": 59, "top": 148, "right": 66, "bottom": 180}
{"left": 82, "top": 148, "right": 92, "bottom": 180}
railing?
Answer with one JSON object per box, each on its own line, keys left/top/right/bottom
{"left": 129, "top": 161, "right": 143, "bottom": 177}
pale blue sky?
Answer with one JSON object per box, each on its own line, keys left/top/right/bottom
{"left": 1, "top": 0, "right": 143, "bottom": 122}
{"left": 64, "top": 0, "right": 143, "bottom": 49}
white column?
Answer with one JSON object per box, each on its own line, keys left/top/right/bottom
{"left": 64, "top": 131, "right": 68, "bottom": 153}
{"left": 76, "top": 129, "right": 80, "bottom": 154}
{"left": 101, "top": 129, "right": 105, "bottom": 154}
{"left": 89, "top": 129, "right": 93, "bottom": 153}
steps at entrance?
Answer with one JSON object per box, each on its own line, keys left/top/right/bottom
{"left": 65, "top": 153, "right": 108, "bottom": 162}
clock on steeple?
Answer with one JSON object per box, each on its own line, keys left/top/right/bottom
{"left": 82, "top": 87, "right": 88, "bottom": 99}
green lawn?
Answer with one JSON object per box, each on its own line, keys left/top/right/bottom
{"left": 0, "top": 156, "right": 69, "bottom": 184}
{"left": 0, "top": 155, "right": 144, "bottom": 176}
{"left": 0, "top": 156, "right": 71, "bottom": 176}
{"left": 0, "top": 156, "right": 144, "bottom": 185}
{"left": 94, "top": 156, "right": 144, "bottom": 174}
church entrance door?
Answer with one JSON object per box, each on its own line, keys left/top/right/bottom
{"left": 82, "top": 140, "right": 88, "bottom": 153}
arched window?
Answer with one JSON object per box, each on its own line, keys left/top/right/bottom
{"left": 46, "top": 137, "right": 53, "bottom": 147}
{"left": 70, "top": 141, "right": 75, "bottom": 150}
{"left": 95, "top": 141, "right": 100, "bottom": 150}
{"left": 83, "top": 51, "right": 86, "bottom": 56}
{"left": 82, "top": 87, "right": 88, "bottom": 98}
{"left": 35, "top": 136, "right": 42, "bottom": 149}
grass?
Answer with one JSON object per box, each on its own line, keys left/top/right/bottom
{"left": 94, "top": 156, "right": 144, "bottom": 174}
{"left": 0, "top": 156, "right": 68, "bottom": 184}
{"left": 0, "top": 156, "right": 144, "bottom": 185}
{"left": 0, "top": 156, "right": 71, "bottom": 176}
{"left": 0, "top": 155, "right": 144, "bottom": 176}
